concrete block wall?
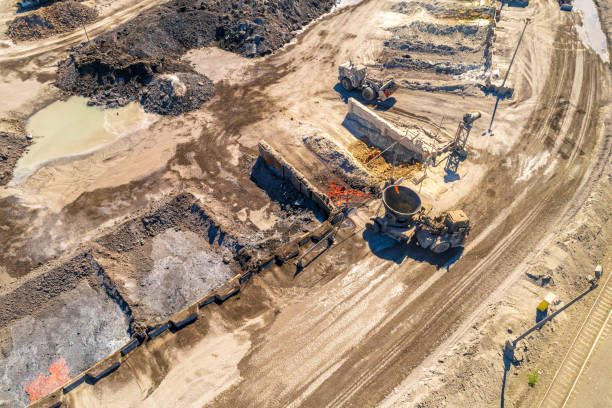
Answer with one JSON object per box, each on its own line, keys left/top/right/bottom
{"left": 346, "top": 98, "right": 427, "bottom": 163}
{"left": 258, "top": 140, "right": 335, "bottom": 218}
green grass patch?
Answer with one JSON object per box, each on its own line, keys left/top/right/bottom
{"left": 528, "top": 371, "right": 539, "bottom": 387}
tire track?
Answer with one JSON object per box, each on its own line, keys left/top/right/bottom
{"left": 567, "top": 56, "right": 596, "bottom": 165}
{"left": 319, "top": 19, "right": 605, "bottom": 408}
{"left": 324, "top": 186, "right": 551, "bottom": 408}
{"left": 536, "top": 31, "right": 572, "bottom": 144}
{"left": 0, "top": 0, "right": 167, "bottom": 62}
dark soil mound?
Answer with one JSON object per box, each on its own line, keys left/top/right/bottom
{"left": 0, "top": 252, "right": 101, "bottom": 329}
{"left": 140, "top": 72, "right": 215, "bottom": 115}
{"left": 0, "top": 131, "right": 31, "bottom": 186}
{"left": 7, "top": 1, "right": 98, "bottom": 42}
{"left": 56, "top": 0, "right": 335, "bottom": 111}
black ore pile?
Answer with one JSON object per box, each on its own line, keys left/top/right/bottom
{"left": 7, "top": 1, "right": 98, "bottom": 42}
{"left": 140, "top": 73, "right": 215, "bottom": 115}
{"left": 56, "top": 0, "right": 335, "bottom": 112}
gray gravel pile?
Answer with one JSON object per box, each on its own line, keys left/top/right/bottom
{"left": 139, "top": 229, "right": 234, "bottom": 321}
{"left": 302, "top": 131, "right": 375, "bottom": 192}
{"left": 0, "top": 282, "right": 129, "bottom": 408}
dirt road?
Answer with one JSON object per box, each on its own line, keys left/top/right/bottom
{"left": 52, "top": 0, "right": 610, "bottom": 407}
{"left": 0, "top": 0, "right": 167, "bottom": 63}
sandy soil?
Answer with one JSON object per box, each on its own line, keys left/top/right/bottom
{"left": 183, "top": 47, "right": 253, "bottom": 84}
{"left": 565, "top": 323, "right": 612, "bottom": 408}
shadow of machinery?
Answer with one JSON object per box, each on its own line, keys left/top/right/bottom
{"left": 444, "top": 151, "right": 465, "bottom": 183}
{"left": 500, "top": 355, "right": 511, "bottom": 408}
{"left": 332, "top": 83, "right": 397, "bottom": 110}
{"left": 362, "top": 229, "right": 464, "bottom": 270}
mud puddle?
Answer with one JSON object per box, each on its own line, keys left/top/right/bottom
{"left": 12, "top": 97, "right": 156, "bottom": 184}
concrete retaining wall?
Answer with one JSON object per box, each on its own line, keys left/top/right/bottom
{"left": 346, "top": 98, "right": 428, "bottom": 163}
{"left": 27, "top": 216, "right": 335, "bottom": 408}
{"left": 258, "top": 141, "right": 334, "bottom": 218}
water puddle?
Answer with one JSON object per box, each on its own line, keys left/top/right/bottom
{"left": 573, "top": 0, "right": 609, "bottom": 63}
{"left": 12, "top": 97, "right": 156, "bottom": 185}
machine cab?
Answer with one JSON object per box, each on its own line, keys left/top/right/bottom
{"left": 338, "top": 61, "right": 367, "bottom": 88}
{"left": 445, "top": 210, "right": 470, "bottom": 233}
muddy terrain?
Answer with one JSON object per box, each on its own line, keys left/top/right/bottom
{"left": 0, "top": 0, "right": 609, "bottom": 407}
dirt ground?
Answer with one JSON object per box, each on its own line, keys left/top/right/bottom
{"left": 565, "top": 321, "right": 612, "bottom": 408}
{"left": 0, "top": 0, "right": 610, "bottom": 406}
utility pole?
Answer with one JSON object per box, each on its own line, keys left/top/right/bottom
{"left": 82, "top": 23, "right": 100, "bottom": 53}
{"left": 504, "top": 265, "right": 604, "bottom": 361}
{"left": 488, "top": 18, "right": 531, "bottom": 133}
{"left": 500, "top": 18, "right": 531, "bottom": 89}
{"left": 418, "top": 156, "right": 431, "bottom": 193}
{"left": 82, "top": 23, "right": 91, "bottom": 45}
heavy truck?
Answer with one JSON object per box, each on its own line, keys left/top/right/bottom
{"left": 365, "top": 184, "right": 470, "bottom": 254}
{"left": 338, "top": 61, "right": 398, "bottom": 102}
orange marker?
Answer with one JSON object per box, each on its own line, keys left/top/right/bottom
{"left": 394, "top": 186, "right": 399, "bottom": 195}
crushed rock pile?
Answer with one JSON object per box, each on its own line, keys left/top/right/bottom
{"left": 386, "top": 22, "right": 487, "bottom": 56}
{"left": 7, "top": 1, "right": 98, "bottom": 42}
{"left": 400, "top": 79, "right": 482, "bottom": 96}
{"left": 382, "top": 2, "right": 494, "bottom": 77}
{"left": 348, "top": 139, "right": 423, "bottom": 183}
{"left": 56, "top": 0, "right": 335, "bottom": 111}
{"left": 140, "top": 73, "right": 215, "bottom": 115}
{"left": 392, "top": 1, "right": 494, "bottom": 20}
{"left": 301, "top": 131, "right": 375, "bottom": 192}
{"left": 384, "top": 56, "right": 481, "bottom": 76}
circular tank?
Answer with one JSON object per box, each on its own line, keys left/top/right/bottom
{"left": 382, "top": 185, "right": 422, "bottom": 220}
